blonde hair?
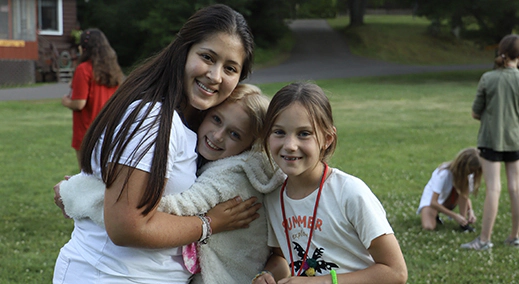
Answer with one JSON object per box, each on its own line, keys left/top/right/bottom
{"left": 227, "top": 84, "right": 270, "bottom": 152}
{"left": 262, "top": 82, "right": 337, "bottom": 162}
{"left": 444, "top": 147, "right": 482, "bottom": 198}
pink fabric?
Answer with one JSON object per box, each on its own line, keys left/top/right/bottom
{"left": 182, "top": 242, "right": 201, "bottom": 274}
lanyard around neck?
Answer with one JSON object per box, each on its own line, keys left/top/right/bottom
{"left": 280, "top": 163, "right": 329, "bottom": 276}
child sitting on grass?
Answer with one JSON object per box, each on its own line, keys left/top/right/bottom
{"left": 416, "top": 147, "right": 482, "bottom": 232}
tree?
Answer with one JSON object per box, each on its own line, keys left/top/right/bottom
{"left": 77, "top": 0, "right": 155, "bottom": 68}
{"left": 248, "top": 0, "right": 291, "bottom": 47}
{"left": 335, "top": 0, "right": 368, "bottom": 27}
{"left": 411, "top": 0, "right": 519, "bottom": 45}
{"left": 347, "top": 0, "right": 367, "bottom": 27}
{"left": 77, "top": 0, "right": 292, "bottom": 69}
{"left": 294, "top": 0, "right": 338, "bottom": 18}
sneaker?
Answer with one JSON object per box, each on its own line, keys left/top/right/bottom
{"left": 460, "top": 224, "right": 476, "bottom": 233}
{"left": 504, "top": 237, "right": 519, "bottom": 247}
{"left": 460, "top": 237, "right": 493, "bottom": 250}
{"left": 436, "top": 215, "right": 444, "bottom": 225}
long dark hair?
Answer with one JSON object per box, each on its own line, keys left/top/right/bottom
{"left": 79, "top": 28, "right": 123, "bottom": 87}
{"left": 80, "top": 4, "right": 254, "bottom": 215}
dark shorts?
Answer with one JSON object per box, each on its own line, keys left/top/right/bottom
{"left": 479, "top": 147, "right": 519, "bottom": 162}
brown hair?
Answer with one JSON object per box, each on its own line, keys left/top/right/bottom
{"left": 444, "top": 147, "right": 482, "bottom": 198}
{"left": 262, "top": 82, "right": 337, "bottom": 162}
{"left": 80, "top": 4, "right": 254, "bottom": 215}
{"left": 494, "top": 34, "right": 519, "bottom": 68}
{"left": 79, "top": 28, "right": 123, "bottom": 87}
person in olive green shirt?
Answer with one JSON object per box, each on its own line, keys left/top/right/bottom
{"left": 462, "top": 34, "right": 519, "bottom": 250}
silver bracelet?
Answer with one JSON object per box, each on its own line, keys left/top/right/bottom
{"left": 197, "top": 214, "right": 212, "bottom": 244}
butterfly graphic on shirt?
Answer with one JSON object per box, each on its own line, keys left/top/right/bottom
{"left": 291, "top": 242, "right": 339, "bottom": 276}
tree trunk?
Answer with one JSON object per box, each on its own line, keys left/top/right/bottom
{"left": 348, "top": 0, "right": 367, "bottom": 27}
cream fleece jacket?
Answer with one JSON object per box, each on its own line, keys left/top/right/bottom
{"left": 60, "top": 150, "right": 285, "bottom": 284}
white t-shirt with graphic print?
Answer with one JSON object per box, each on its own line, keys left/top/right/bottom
{"left": 265, "top": 168, "right": 394, "bottom": 276}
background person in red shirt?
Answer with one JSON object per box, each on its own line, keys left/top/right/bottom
{"left": 61, "top": 28, "right": 123, "bottom": 168}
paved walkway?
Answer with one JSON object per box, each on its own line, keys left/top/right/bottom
{"left": 0, "top": 19, "right": 491, "bottom": 101}
{"left": 245, "top": 19, "right": 490, "bottom": 84}
{"left": 0, "top": 82, "right": 70, "bottom": 101}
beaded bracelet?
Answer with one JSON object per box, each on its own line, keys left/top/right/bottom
{"left": 197, "top": 214, "right": 212, "bottom": 244}
{"left": 251, "top": 270, "right": 273, "bottom": 283}
{"left": 330, "top": 269, "right": 338, "bottom": 284}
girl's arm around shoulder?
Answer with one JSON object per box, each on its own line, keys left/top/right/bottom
{"left": 104, "top": 164, "right": 261, "bottom": 248}
{"left": 104, "top": 165, "right": 205, "bottom": 248}
{"left": 158, "top": 154, "right": 250, "bottom": 216}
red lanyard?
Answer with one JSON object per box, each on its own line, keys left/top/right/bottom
{"left": 280, "top": 163, "right": 328, "bottom": 276}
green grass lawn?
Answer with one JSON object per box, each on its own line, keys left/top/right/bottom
{"left": 2, "top": 70, "right": 518, "bottom": 283}
{"left": 328, "top": 15, "right": 496, "bottom": 65}
{"left": 1, "top": 14, "right": 515, "bottom": 284}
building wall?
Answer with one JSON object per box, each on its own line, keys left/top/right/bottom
{"left": 39, "top": 0, "right": 78, "bottom": 52}
{"left": 0, "top": 41, "right": 39, "bottom": 60}
{"left": 0, "top": 0, "right": 77, "bottom": 85}
{"left": 0, "top": 0, "right": 77, "bottom": 58}
{"left": 0, "top": 59, "right": 35, "bottom": 85}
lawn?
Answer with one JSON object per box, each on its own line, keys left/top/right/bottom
{"left": 328, "top": 15, "right": 496, "bottom": 65}
{"left": 0, "top": 13, "right": 514, "bottom": 284}
{"left": 1, "top": 70, "right": 517, "bottom": 283}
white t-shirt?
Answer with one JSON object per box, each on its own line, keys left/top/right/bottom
{"left": 265, "top": 168, "right": 394, "bottom": 275}
{"left": 64, "top": 101, "right": 198, "bottom": 283}
{"left": 416, "top": 164, "right": 474, "bottom": 214}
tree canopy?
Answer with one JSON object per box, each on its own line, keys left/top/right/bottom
{"left": 76, "top": 0, "right": 519, "bottom": 68}
{"left": 77, "top": 0, "right": 291, "bottom": 68}
{"left": 411, "top": 0, "right": 519, "bottom": 45}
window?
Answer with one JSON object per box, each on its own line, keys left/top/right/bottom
{"left": 0, "top": 0, "right": 36, "bottom": 41}
{"left": 38, "top": 0, "right": 62, "bottom": 36}
{"left": 0, "top": 0, "right": 8, "bottom": 39}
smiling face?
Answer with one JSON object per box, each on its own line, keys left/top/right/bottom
{"left": 268, "top": 102, "right": 333, "bottom": 181}
{"left": 268, "top": 102, "right": 320, "bottom": 178}
{"left": 197, "top": 100, "right": 254, "bottom": 161}
{"left": 184, "top": 32, "right": 246, "bottom": 113}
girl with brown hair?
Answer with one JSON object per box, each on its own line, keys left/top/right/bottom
{"left": 462, "top": 34, "right": 519, "bottom": 250}
{"left": 417, "top": 147, "right": 482, "bottom": 231}
{"left": 61, "top": 28, "right": 123, "bottom": 168}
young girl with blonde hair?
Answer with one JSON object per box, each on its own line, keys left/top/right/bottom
{"left": 417, "top": 147, "right": 482, "bottom": 232}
